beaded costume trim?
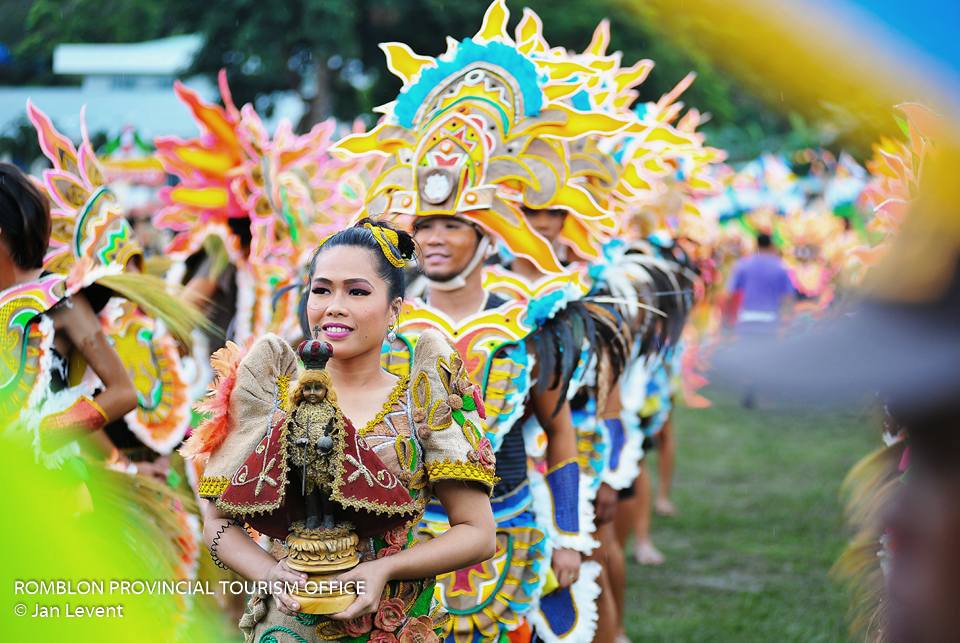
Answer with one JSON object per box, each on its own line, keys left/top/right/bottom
{"left": 359, "top": 375, "right": 409, "bottom": 437}
{"left": 426, "top": 459, "right": 497, "bottom": 491}
{"left": 197, "top": 476, "right": 230, "bottom": 498}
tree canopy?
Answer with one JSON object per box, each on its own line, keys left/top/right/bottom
{"left": 3, "top": 0, "right": 854, "bottom": 162}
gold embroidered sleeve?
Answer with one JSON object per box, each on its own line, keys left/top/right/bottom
{"left": 410, "top": 330, "right": 496, "bottom": 495}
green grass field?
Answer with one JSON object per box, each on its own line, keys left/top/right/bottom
{"left": 622, "top": 390, "right": 878, "bottom": 642}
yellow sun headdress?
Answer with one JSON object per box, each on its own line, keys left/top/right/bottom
{"left": 507, "top": 14, "right": 727, "bottom": 255}
{"left": 334, "top": 0, "right": 651, "bottom": 274}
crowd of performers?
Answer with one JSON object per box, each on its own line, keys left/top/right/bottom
{"left": 1, "top": 1, "right": 923, "bottom": 641}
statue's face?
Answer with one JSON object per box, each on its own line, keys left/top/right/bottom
{"left": 304, "top": 381, "right": 325, "bottom": 404}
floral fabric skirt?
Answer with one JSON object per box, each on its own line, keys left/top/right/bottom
{"left": 239, "top": 578, "right": 442, "bottom": 642}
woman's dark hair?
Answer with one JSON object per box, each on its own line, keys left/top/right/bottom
{"left": 227, "top": 216, "right": 253, "bottom": 252}
{"left": 756, "top": 232, "right": 773, "bottom": 249}
{"left": 0, "top": 163, "right": 51, "bottom": 269}
{"left": 310, "top": 218, "right": 416, "bottom": 299}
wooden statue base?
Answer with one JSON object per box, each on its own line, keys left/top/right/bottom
{"left": 292, "top": 573, "right": 357, "bottom": 614}
{"left": 286, "top": 523, "right": 361, "bottom": 615}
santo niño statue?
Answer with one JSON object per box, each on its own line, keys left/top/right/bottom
{"left": 286, "top": 339, "right": 341, "bottom": 531}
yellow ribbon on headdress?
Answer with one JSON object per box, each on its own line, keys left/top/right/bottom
{"left": 363, "top": 222, "right": 406, "bottom": 268}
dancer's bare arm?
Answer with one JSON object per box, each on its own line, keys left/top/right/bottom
{"left": 199, "top": 499, "right": 307, "bottom": 615}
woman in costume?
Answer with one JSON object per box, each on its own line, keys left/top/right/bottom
{"left": 14, "top": 97, "right": 221, "bottom": 619}
{"left": 1, "top": 155, "right": 207, "bottom": 629}
{"left": 1, "top": 161, "right": 135, "bottom": 459}
{"left": 186, "top": 220, "right": 497, "bottom": 642}
{"left": 22, "top": 105, "right": 202, "bottom": 496}
{"left": 150, "top": 70, "right": 384, "bottom": 626}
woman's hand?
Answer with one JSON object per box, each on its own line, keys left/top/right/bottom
{"left": 264, "top": 558, "right": 308, "bottom": 616}
{"left": 328, "top": 559, "right": 391, "bottom": 621}
{"left": 595, "top": 482, "right": 618, "bottom": 525}
{"left": 552, "top": 547, "right": 581, "bottom": 588}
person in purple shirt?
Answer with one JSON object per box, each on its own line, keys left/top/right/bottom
{"left": 728, "top": 232, "right": 796, "bottom": 335}
{"left": 727, "top": 232, "right": 795, "bottom": 408}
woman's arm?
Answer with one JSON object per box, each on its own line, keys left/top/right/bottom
{"left": 595, "top": 381, "right": 623, "bottom": 525}
{"left": 58, "top": 292, "right": 137, "bottom": 421}
{"left": 199, "top": 499, "right": 307, "bottom": 614}
{"left": 330, "top": 481, "right": 495, "bottom": 620}
{"left": 531, "top": 384, "right": 579, "bottom": 470}
{"left": 42, "top": 293, "right": 137, "bottom": 457}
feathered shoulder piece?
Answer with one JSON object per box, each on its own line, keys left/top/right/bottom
{"left": 480, "top": 266, "right": 631, "bottom": 413}
{"left": 181, "top": 340, "right": 249, "bottom": 459}
{"left": 189, "top": 334, "right": 299, "bottom": 502}
{"left": 518, "top": 272, "right": 631, "bottom": 413}
{"left": 183, "top": 334, "right": 297, "bottom": 473}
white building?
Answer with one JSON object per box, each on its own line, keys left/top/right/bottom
{"left": 1, "top": 34, "right": 305, "bottom": 142}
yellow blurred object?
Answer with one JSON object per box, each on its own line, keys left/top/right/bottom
{"left": 541, "top": 567, "right": 559, "bottom": 595}
{"left": 619, "top": 0, "right": 960, "bottom": 302}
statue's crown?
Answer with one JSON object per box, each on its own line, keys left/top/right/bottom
{"left": 297, "top": 339, "right": 333, "bottom": 371}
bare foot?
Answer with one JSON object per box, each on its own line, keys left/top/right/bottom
{"left": 634, "top": 541, "right": 665, "bottom": 565}
{"left": 655, "top": 497, "right": 677, "bottom": 517}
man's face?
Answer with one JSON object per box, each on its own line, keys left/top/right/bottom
{"left": 522, "top": 207, "right": 567, "bottom": 243}
{"left": 886, "top": 466, "right": 960, "bottom": 642}
{"left": 413, "top": 217, "right": 481, "bottom": 282}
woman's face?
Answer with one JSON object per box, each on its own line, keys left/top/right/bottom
{"left": 306, "top": 245, "right": 399, "bottom": 361}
